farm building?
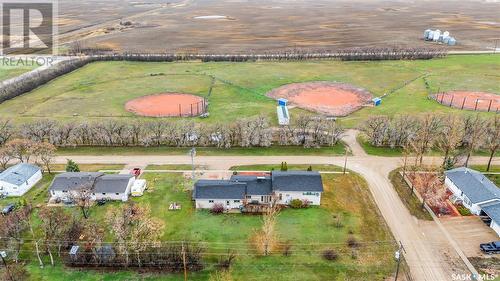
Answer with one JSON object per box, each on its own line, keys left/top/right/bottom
{"left": 0, "top": 163, "right": 42, "bottom": 197}
{"left": 49, "top": 172, "right": 136, "bottom": 202}
{"left": 193, "top": 171, "right": 323, "bottom": 210}
{"left": 445, "top": 167, "right": 500, "bottom": 236}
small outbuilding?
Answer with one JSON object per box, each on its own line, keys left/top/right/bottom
{"left": 0, "top": 163, "right": 42, "bottom": 197}
{"left": 131, "top": 179, "right": 147, "bottom": 197}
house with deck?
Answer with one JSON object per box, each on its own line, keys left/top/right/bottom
{"left": 0, "top": 163, "right": 42, "bottom": 197}
{"left": 444, "top": 167, "right": 500, "bottom": 236}
{"left": 193, "top": 171, "right": 323, "bottom": 210}
{"left": 49, "top": 172, "right": 135, "bottom": 202}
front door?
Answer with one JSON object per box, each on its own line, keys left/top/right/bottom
{"left": 226, "top": 200, "right": 230, "bottom": 206}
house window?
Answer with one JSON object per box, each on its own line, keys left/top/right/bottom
{"left": 102, "top": 193, "right": 106, "bottom": 195}
{"left": 245, "top": 195, "right": 251, "bottom": 199}
{"left": 234, "top": 200, "right": 240, "bottom": 203}
{"left": 62, "top": 190, "right": 68, "bottom": 193}
{"left": 226, "top": 200, "right": 230, "bottom": 206}
{"left": 115, "top": 193, "right": 119, "bottom": 195}
{"left": 209, "top": 200, "right": 214, "bottom": 203}
{"left": 261, "top": 196, "right": 264, "bottom": 201}
{"left": 279, "top": 193, "right": 282, "bottom": 200}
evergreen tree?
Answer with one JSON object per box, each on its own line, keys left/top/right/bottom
{"left": 65, "top": 159, "right": 80, "bottom": 172}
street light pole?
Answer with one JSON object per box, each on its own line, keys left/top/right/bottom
{"left": 343, "top": 146, "right": 350, "bottom": 175}
{"left": 394, "top": 241, "right": 406, "bottom": 281}
{"left": 190, "top": 148, "right": 196, "bottom": 180}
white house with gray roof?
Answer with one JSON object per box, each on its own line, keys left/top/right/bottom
{"left": 193, "top": 171, "right": 323, "bottom": 210}
{"left": 49, "top": 172, "right": 135, "bottom": 202}
{"left": 0, "top": 163, "right": 42, "bottom": 197}
{"left": 445, "top": 167, "right": 500, "bottom": 236}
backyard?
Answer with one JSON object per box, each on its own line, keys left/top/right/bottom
{"left": 1, "top": 168, "right": 397, "bottom": 280}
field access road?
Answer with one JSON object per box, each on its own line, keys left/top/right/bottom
{"left": 53, "top": 130, "right": 499, "bottom": 281}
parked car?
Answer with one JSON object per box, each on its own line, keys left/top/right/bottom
{"left": 62, "top": 198, "right": 74, "bottom": 205}
{"left": 96, "top": 198, "right": 108, "bottom": 206}
{"left": 480, "top": 241, "right": 500, "bottom": 254}
{"left": 130, "top": 168, "right": 142, "bottom": 178}
{"left": 2, "top": 203, "right": 15, "bottom": 215}
{"left": 0, "top": 192, "right": 7, "bottom": 199}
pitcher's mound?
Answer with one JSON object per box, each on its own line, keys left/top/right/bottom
{"left": 125, "top": 93, "right": 206, "bottom": 117}
{"left": 433, "top": 91, "right": 499, "bottom": 112}
{"left": 266, "top": 82, "right": 373, "bottom": 116}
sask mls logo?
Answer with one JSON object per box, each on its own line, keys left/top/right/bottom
{"left": 0, "top": 0, "right": 56, "bottom": 55}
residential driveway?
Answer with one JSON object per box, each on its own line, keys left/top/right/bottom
{"left": 440, "top": 216, "right": 499, "bottom": 257}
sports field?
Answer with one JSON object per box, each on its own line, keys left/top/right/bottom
{"left": 0, "top": 55, "right": 498, "bottom": 127}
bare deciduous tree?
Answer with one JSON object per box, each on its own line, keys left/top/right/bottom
{"left": 33, "top": 142, "right": 57, "bottom": 173}
{"left": 483, "top": 115, "right": 500, "bottom": 172}
{"left": 3, "top": 139, "right": 37, "bottom": 163}
{"left": 38, "top": 206, "right": 71, "bottom": 266}
{"left": 462, "top": 115, "right": 485, "bottom": 167}
{"left": 436, "top": 115, "right": 463, "bottom": 167}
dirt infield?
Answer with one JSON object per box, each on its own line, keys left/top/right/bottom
{"left": 433, "top": 91, "right": 500, "bottom": 112}
{"left": 266, "top": 82, "right": 373, "bottom": 116}
{"left": 125, "top": 93, "right": 206, "bottom": 117}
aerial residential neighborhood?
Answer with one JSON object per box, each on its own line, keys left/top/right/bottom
{"left": 0, "top": 0, "right": 499, "bottom": 281}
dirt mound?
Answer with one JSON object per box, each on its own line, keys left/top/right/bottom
{"left": 433, "top": 91, "right": 499, "bottom": 112}
{"left": 125, "top": 93, "right": 206, "bottom": 117}
{"left": 266, "top": 82, "right": 373, "bottom": 116}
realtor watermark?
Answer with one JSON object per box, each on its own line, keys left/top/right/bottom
{"left": 0, "top": 0, "right": 57, "bottom": 55}
{"left": 452, "top": 273, "right": 498, "bottom": 281}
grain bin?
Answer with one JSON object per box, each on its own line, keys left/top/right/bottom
{"left": 432, "top": 30, "right": 441, "bottom": 41}
{"left": 448, "top": 37, "right": 457, "bottom": 46}
{"left": 424, "top": 29, "right": 432, "bottom": 39}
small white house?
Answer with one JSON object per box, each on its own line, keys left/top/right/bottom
{"left": 193, "top": 171, "right": 324, "bottom": 210}
{"left": 49, "top": 172, "right": 135, "bottom": 202}
{"left": 131, "top": 179, "right": 147, "bottom": 197}
{"left": 445, "top": 167, "right": 500, "bottom": 237}
{"left": 0, "top": 163, "right": 42, "bottom": 197}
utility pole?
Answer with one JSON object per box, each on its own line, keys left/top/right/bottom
{"left": 343, "top": 146, "right": 350, "bottom": 175}
{"left": 0, "top": 251, "right": 13, "bottom": 281}
{"left": 190, "top": 148, "right": 196, "bottom": 180}
{"left": 182, "top": 242, "right": 188, "bottom": 281}
{"left": 394, "top": 241, "right": 406, "bottom": 281}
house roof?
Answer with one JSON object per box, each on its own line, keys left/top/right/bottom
{"left": 445, "top": 167, "right": 500, "bottom": 204}
{"left": 0, "top": 163, "right": 41, "bottom": 186}
{"left": 49, "top": 172, "right": 103, "bottom": 191}
{"left": 94, "top": 174, "right": 134, "bottom": 194}
{"left": 231, "top": 175, "right": 272, "bottom": 195}
{"left": 193, "top": 180, "right": 246, "bottom": 199}
{"left": 479, "top": 201, "right": 500, "bottom": 225}
{"left": 271, "top": 171, "right": 323, "bottom": 192}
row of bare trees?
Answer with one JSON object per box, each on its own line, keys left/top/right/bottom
{"left": 0, "top": 138, "right": 56, "bottom": 172}
{"left": 69, "top": 47, "right": 447, "bottom": 62}
{"left": 0, "top": 115, "right": 344, "bottom": 149}
{"left": 361, "top": 114, "right": 500, "bottom": 170}
{"left": 0, "top": 202, "right": 203, "bottom": 272}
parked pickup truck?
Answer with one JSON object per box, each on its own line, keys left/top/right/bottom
{"left": 480, "top": 241, "right": 500, "bottom": 254}
{"left": 1, "top": 203, "right": 15, "bottom": 215}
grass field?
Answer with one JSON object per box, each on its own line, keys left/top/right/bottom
{"left": 1, "top": 169, "right": 396, "bottom": 280}
{"left": 56, "top": 144, "right": 346, "bottom": 156}
{"left": 0, "top": 65, "right": 35, "bottom": 81}
{"left": 0, "top": 55, "right": 498, "bottom": 127}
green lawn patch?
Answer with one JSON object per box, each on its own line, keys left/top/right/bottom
{"left": 56, "top": 144, "right": 346, "bottom": 156}
{"left": 230, "top": 164, "right": 343, "bottom": 172}
{"left": 388, "top": 169, "right": 433, "bottom": 221}
{"left": 48, "top": 163, "right": 125, "bottom": 172}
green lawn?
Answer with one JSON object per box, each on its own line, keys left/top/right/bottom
{"left": 146, "top": 164, "right": 206, "bottom": 170}
{"left": 230, "top": 164, "right": 344, "bottom": 172}
{"left": 0, "top": 65, "right": 35, "bottom": 81}
{"left": 1, "top": 55, "right": 498, "bottom": 127}
{"left": 48, "top": 163, "right": 125, "bottom": 172}
{"left": 56, "top": 144, "right": 346, "bottom": 156}
{"left": 11, "top": 170, "right": 395, "bottom": 280}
